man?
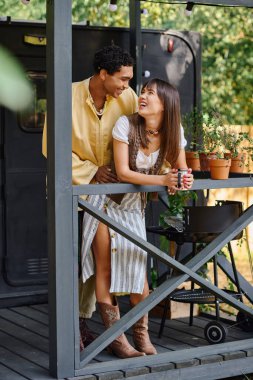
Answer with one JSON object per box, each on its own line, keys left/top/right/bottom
{"left": 43, "top": 45, "right": 138, "bottom": 350}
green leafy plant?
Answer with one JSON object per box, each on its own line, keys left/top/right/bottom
{"left": 201, "top": 110, "right": 228, "bottom": 158}
{"left": 182, "top": 108, "right": 203, "bottom": 155}
{"left": 183, "top": 109, "right": 230, "bottom": 159}
{"left": 159, "top": 191, "right": 198, "bottom": 252}
{"left": 219, "top": 127, "right": 253, "bottom": 170}
{"left": 160, "top": 191, "right": 198, "bottom": 221}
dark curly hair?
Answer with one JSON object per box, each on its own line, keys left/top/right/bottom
{"left": 93, "top": 45, "right": 134, "bottom": 75}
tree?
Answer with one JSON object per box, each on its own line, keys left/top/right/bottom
{"left": 0, "top": 0, "right": 252, "bottom": 124}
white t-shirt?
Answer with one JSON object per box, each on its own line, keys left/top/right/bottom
{"left": 112, "top": 115, "right": 187, "bottom": 170}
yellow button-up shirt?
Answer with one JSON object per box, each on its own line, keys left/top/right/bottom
{"left": 42, "top": 78, "right": 138, "bottom": 185}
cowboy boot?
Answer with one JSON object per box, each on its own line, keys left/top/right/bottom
{"left": 98, "top": 302, "right": 145, "bottom": 359}
{"left": 133, "top": 314, "right": 157, "bottom": 355}
{"left": 79, "top": 317, "right": 95, "bottom": 350}
{"left": 80, "top": 333, "right": 84, "bottom": 352}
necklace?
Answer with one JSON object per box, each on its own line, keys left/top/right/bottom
{"left": 88, "top": 90, "right": 105, "bottom": 116}
{"left": 94, "top": 107, "right": 104, "bottom": 116}
{"left": 145, "top": 129, "right": 160, "bottom": 136}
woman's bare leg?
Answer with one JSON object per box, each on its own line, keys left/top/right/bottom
{"left": 93, "top": 223, "right": 145, "bottom": 358}
{"left": 92, "top": 222, "right": 114, "bottom": 305}
{"left": 130, "top": 278, "right": 149, "bottom": 306}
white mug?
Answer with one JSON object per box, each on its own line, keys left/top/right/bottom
{"left": 177, "top": 169, "right": 188, "bottom": 189}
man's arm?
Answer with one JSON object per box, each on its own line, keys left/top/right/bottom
{"left": 42, "top": 120, "right": 97, "bottom": 185}
{"left": 43, "top": 122, "right": 118, "bottom": 185}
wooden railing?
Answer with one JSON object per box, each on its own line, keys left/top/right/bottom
{"left": 72, "top": 176, "right": 253, "bottom": 376}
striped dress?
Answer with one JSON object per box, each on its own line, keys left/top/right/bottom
{"left": 81, "top": 191, "right": 148, "bottom": 294}
{"left": 81, "top": 116, "right": 161, "bottom": 295}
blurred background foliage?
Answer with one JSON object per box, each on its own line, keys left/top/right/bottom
{"left": 0, "top": 0, "right": 252, "bottom": 124}
{"left": 0, "top": 45, "right": 33, "bottom": 111}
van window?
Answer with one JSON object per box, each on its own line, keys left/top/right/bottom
{"left": 18, "top": 72, "right": 46, "bottom": 132}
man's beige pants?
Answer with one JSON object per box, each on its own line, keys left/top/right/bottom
{"left": 79, "top": 275, "right": 96, "bottom": 318}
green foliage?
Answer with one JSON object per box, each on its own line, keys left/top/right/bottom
{"left": 72, "top": 0, "right": 128, "bottom": 26}
{"left": 182, "top": 108, "right": 226, "bottom": 155}
{"left": 0, "top": 0, "right": 46, "bottom": 20}
{"left": 0, "top": 1, "right": 252, "bottom": 124}
{"left": 182, "top": 107, "right": 203, "bottom": 152}
{"left": 220, "top": 128, "right": 253, "bottom": 158}
{"left": 183, "top": 107, "right": 253, "bottom": 163}
{"left": 161, "top": 191, "right": 198, "bottom": 219}
{"left": 201, "top": 110, "right": 227, "bottom": 156}
{"left": 166, "top": 5, "right": 253, "bottom": 125}
{"left": 0, "top": 45, "right": 33, "bottom": 111}
{"left": 159, "top": 190, "right": 197, "bottom": 252}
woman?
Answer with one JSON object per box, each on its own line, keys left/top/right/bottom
{"left": 81, "top": 78, "right": 194, "bottom": 359}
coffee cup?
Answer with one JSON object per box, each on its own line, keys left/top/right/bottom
{"left": 177, "top": 169, "right": 188, "bottom": 188}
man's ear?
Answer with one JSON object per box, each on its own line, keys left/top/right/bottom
{"left": 99, "top": 69, "right": 108, "bottom": 81}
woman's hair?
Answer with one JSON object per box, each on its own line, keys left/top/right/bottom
{"left": 93, "top": 45, "right": 134, "bottom": 74}
{"left": 129, "top": 78, "right": 181, "bottom": 168}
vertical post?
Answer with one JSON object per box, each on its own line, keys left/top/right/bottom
{"left": 129, "top": 0, "right": 142, "bottom": 94}
{"left": 72, "top": 195, "right": 81, "bottom": 368}
{"left": 46, "top": 0, "right": 74, "bottom": 377}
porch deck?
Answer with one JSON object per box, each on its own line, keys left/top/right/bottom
{"left": 0, "top": 300, "right": 252, "bottom": 380}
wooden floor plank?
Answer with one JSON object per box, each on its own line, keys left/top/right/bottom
{"left": 194, "top": 315, "right": 253, "bottom": 339}
{"left": 88, "top": 314, "right": 201, "bottom": 362}
{"left": 0, "top": 330, "right": 48, "bottom": 368}
{"left": 150, "top": 320, "right": 209, "bottom": 347}
{"left": 10, "top": 306, "right": 49, "bottom": 325}
{"left": 0, "top": 317, "right": 49, "bottom": 353}
{"left": 0, "top": 363, "right": 27, "bottom": 380}
{"left": 0, "top": 347, "right": 53, "bottom": 380}
{"left": 173, "top": 315, "right": 253, "bottom": 342}
{"left": 1, "top": 302, "right": 252, "bottom": 379}
{"left": 119, "top": 297, "right": 209, "bottom": 346}
{"left": 120, "top": 311, "right": 208, "bottom": 348}
{"left": 90, "top": 312, "right": 192, "bottom": 352}
{"left": 0, "top": 309, "right": 48, "bottom": 338}
{"left": 158, "top": 316, "right": 233, "bottom": 342}
{"left": 31, "top": 304, "right": 48, "bottom": 314}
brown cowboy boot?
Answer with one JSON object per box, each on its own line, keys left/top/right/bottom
{"left": 133, "top": 314, "right": 157, "bottom": 355}
{"left": 79, "top": 318, "right": 95, "bottom": 351}
{"left": 98, "top": 302, "right": 145, "bottom": 359}
{"left": 80, "top": 333, "right": 84, "bottom": 352}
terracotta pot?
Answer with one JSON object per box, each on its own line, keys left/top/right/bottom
{"left": 209, "top": 158, "right": 231, "bottom": 180}
{"left": 185, "top": 151, "right": 201, "bottom": 171}
{"left": 225, "top": 152, "right": 245, "bottom": 173}
{"left": 199, "top": 152, "right": 217, "bottom": 171}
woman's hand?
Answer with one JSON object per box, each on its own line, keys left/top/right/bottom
{"left": 165, "top": 168, "right": 194, "bottom": 194}
{"left": 181, "top": 168, "right": 194, "bottom": 189}
{"left": 164, "top": 169, "right": 179, "bottom": 195}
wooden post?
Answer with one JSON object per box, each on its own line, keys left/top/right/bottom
{"left": 129, "top": 0, "right": 142, "bottom": 94}
{"left": 46, "top": 0, "right": 74, "bottom": 377}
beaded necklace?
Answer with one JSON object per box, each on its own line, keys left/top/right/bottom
{"left": 145, "top": 129, "right": 160, "bottom": 136}
{"left": 88, "top": 91, "right": 105, "bottom": 117}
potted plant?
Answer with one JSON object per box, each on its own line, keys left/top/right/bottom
{"left": 182, "top": 108, "right": 202, "bottom": 171}
{"left": 208, "top": 156, "right": 231, "bottom": 179}
{"left": 182, "top": 108, "right": 227, "bottom": 173}
{"left": 197, "top": 110, "right": 223, "bottom": 171}
{"left": 199, "top": 110, "right": 231, "bottom": 178}
{"left": 220, "top": 126, "right": 253, "bottom": 173}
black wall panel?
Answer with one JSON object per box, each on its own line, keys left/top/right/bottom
{"left": 0, "top": 20, "right": 201, "bottom": 305}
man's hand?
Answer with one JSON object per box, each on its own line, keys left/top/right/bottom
{"left": 95, "top": 165, "right": 119, "bottom": 183}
